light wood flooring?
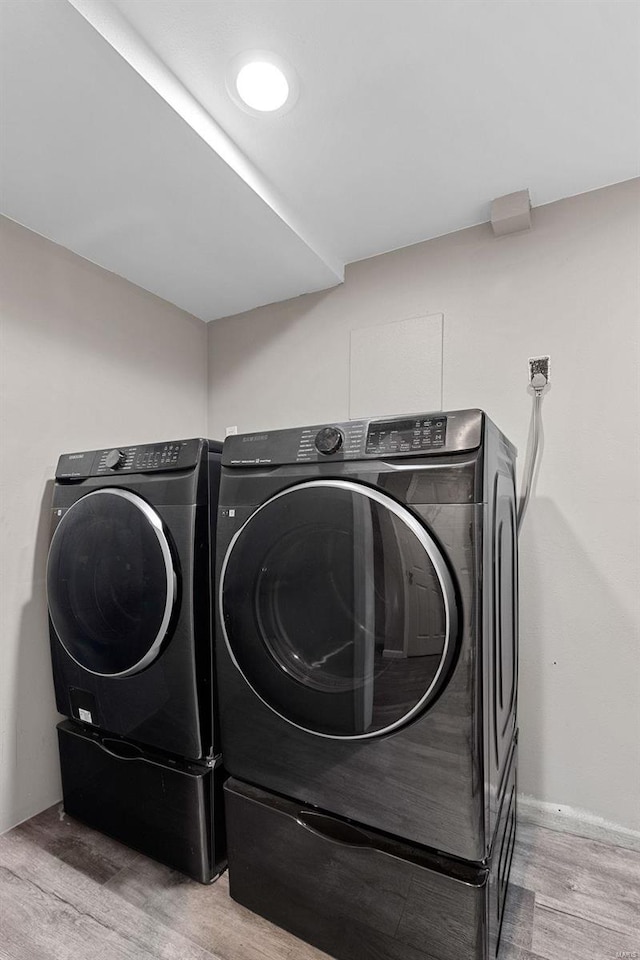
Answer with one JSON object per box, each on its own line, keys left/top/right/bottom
{"left": 0, "top": 803, "right": 638, "bottom": 960}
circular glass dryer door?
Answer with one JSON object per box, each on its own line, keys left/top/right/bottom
{"left": 220, "top": 479, "right": 459, "bottom": 739}
{"left": 47, "top": 489, "right": 177, "bottom": 677}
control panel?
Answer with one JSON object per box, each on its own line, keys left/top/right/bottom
{"left": 94, "top": 441, "right": 187, "bottom": 475}
{"left": 296, "top": 422, "right": 365, "bottom": 462}
{"left": 95, "top": 446, "right": 137, "bottom": 474}
{"left": 56, "top": 439, "right": 203, "bottom": 479}
{"left": 223, "top": 410, "right": 482, "bottom": 467}
{"left": 365, "top": 415, "right": 446, "bottom": 455}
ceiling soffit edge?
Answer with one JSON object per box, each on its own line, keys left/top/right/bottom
{"left": 66, "top": 0, "right": 344, "bottom": 284}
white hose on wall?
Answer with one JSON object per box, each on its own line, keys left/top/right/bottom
{"left": 517, "top": 381, "right": 546, "bottom": 535}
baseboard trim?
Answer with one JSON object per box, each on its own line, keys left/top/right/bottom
{"left": 518, "top": 794, "right": 640, "bottom": 852}
{"left": 5, "top": 792, "right": 639, "bottom": 856}
{"left": 0, "top": 795, "right": 63, "bottom": 838}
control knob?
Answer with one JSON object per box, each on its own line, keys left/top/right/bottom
{"left": 105, "top": 448, "right": 126, "bottom": 470}
{"left": 315, "top": 427, "right": 343, "bottom": 455}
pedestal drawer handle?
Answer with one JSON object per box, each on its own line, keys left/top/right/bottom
{"left": 296, "top": 811, "right": 372, "bottom": 848}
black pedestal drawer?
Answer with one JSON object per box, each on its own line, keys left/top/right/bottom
{"left": 57, "top": 718, "right": 226, "bottom": 883}
{"left": 224, "top": 742, "right": 517, "bottom": 960}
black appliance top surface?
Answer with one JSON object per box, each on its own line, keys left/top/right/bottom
{"left": 55, "top": 438, "right": 222, "bottom": 480}
{"left": 222, "top": 409, "right": 485, "bottom": 467}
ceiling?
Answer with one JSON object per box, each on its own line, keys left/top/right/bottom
{"left": 1, "top": 0, "right": 638, "bottom": 321}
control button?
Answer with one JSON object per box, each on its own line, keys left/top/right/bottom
{"left": 105, "top": 449, "right": 126, "bottom": 470}
{"left": 314, "top": 427, "right": 344, "bottom": 455}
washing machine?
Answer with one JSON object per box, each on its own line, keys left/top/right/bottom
{"left": 215, "top": 409, "right": 519, "bottom": 957}
{"left": 47, "top": 437, "right": 226, "bottom": 881}
{"left": 48, "top": 437, "right": 221, "bottom": 759}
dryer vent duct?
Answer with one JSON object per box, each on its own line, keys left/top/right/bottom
{"left": 490, "top": 190, "right": 532, "bottom": 237}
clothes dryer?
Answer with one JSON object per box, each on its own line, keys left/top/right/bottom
{"left": 216, "top": 410, "right": 517, "bottom": 864}
{"left": 216, "top": 410, "right": 519, "bottom": 954}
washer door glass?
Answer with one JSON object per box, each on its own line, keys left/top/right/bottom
{"left": 47, "top": 489, "right": 176, "bottom": 677}
{"left": 220, "top": 480, "right": 458, "bottom": 739}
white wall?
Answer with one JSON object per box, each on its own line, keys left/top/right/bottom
{"left": 2, "top": 182, "right": 638, "bottom": 837}
{"left": 208, "top": 179, "right": 640, "bottom": 832}
{"left": 0, "top": 216, "right": 208, "bottom": 833}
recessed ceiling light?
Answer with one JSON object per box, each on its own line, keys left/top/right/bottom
{"left": 226, "top": 51, "right": 298, "bottom": 117}
{"left": 236, "top": 61, "right": 289, "bottom": 112}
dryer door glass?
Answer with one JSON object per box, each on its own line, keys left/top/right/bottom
{"left": 221, "top": 480, "right": 458, "bottom": 739}
{"left": 47, "top": 489, "right": 176, "bottom": 677}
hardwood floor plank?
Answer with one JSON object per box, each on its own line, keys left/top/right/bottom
{"left": 106, "top": 859, "right": 332, "bottom": 960}
{"left": 0, "top": 832, "right": 222, "bottom": 960}
{"left": 13, "top": 803, "right": 140, "bottom": 885}
{"left": 500, "top": 882, "right": 536, "bottom": 950}
{"left": 531, "top": 901, "right": 640, "bottom": 960}
{"left": 509, "top": 821, "right": 640, "bottom": 936}
{"left": 0, "top": 863, "right": 153, "bottom": 960}
{"left": 497, "top": 947, "right": 547, "bottom": 960}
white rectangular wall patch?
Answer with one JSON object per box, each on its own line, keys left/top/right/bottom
{"left": 349, "top": 313, "right": 443, "bottom": 420}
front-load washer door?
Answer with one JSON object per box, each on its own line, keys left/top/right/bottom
{"left": 220, "top": 480, "right": 459, "bottom": 739}
{"left": 47, "top": 489, "right": 177, "bottom": 678}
